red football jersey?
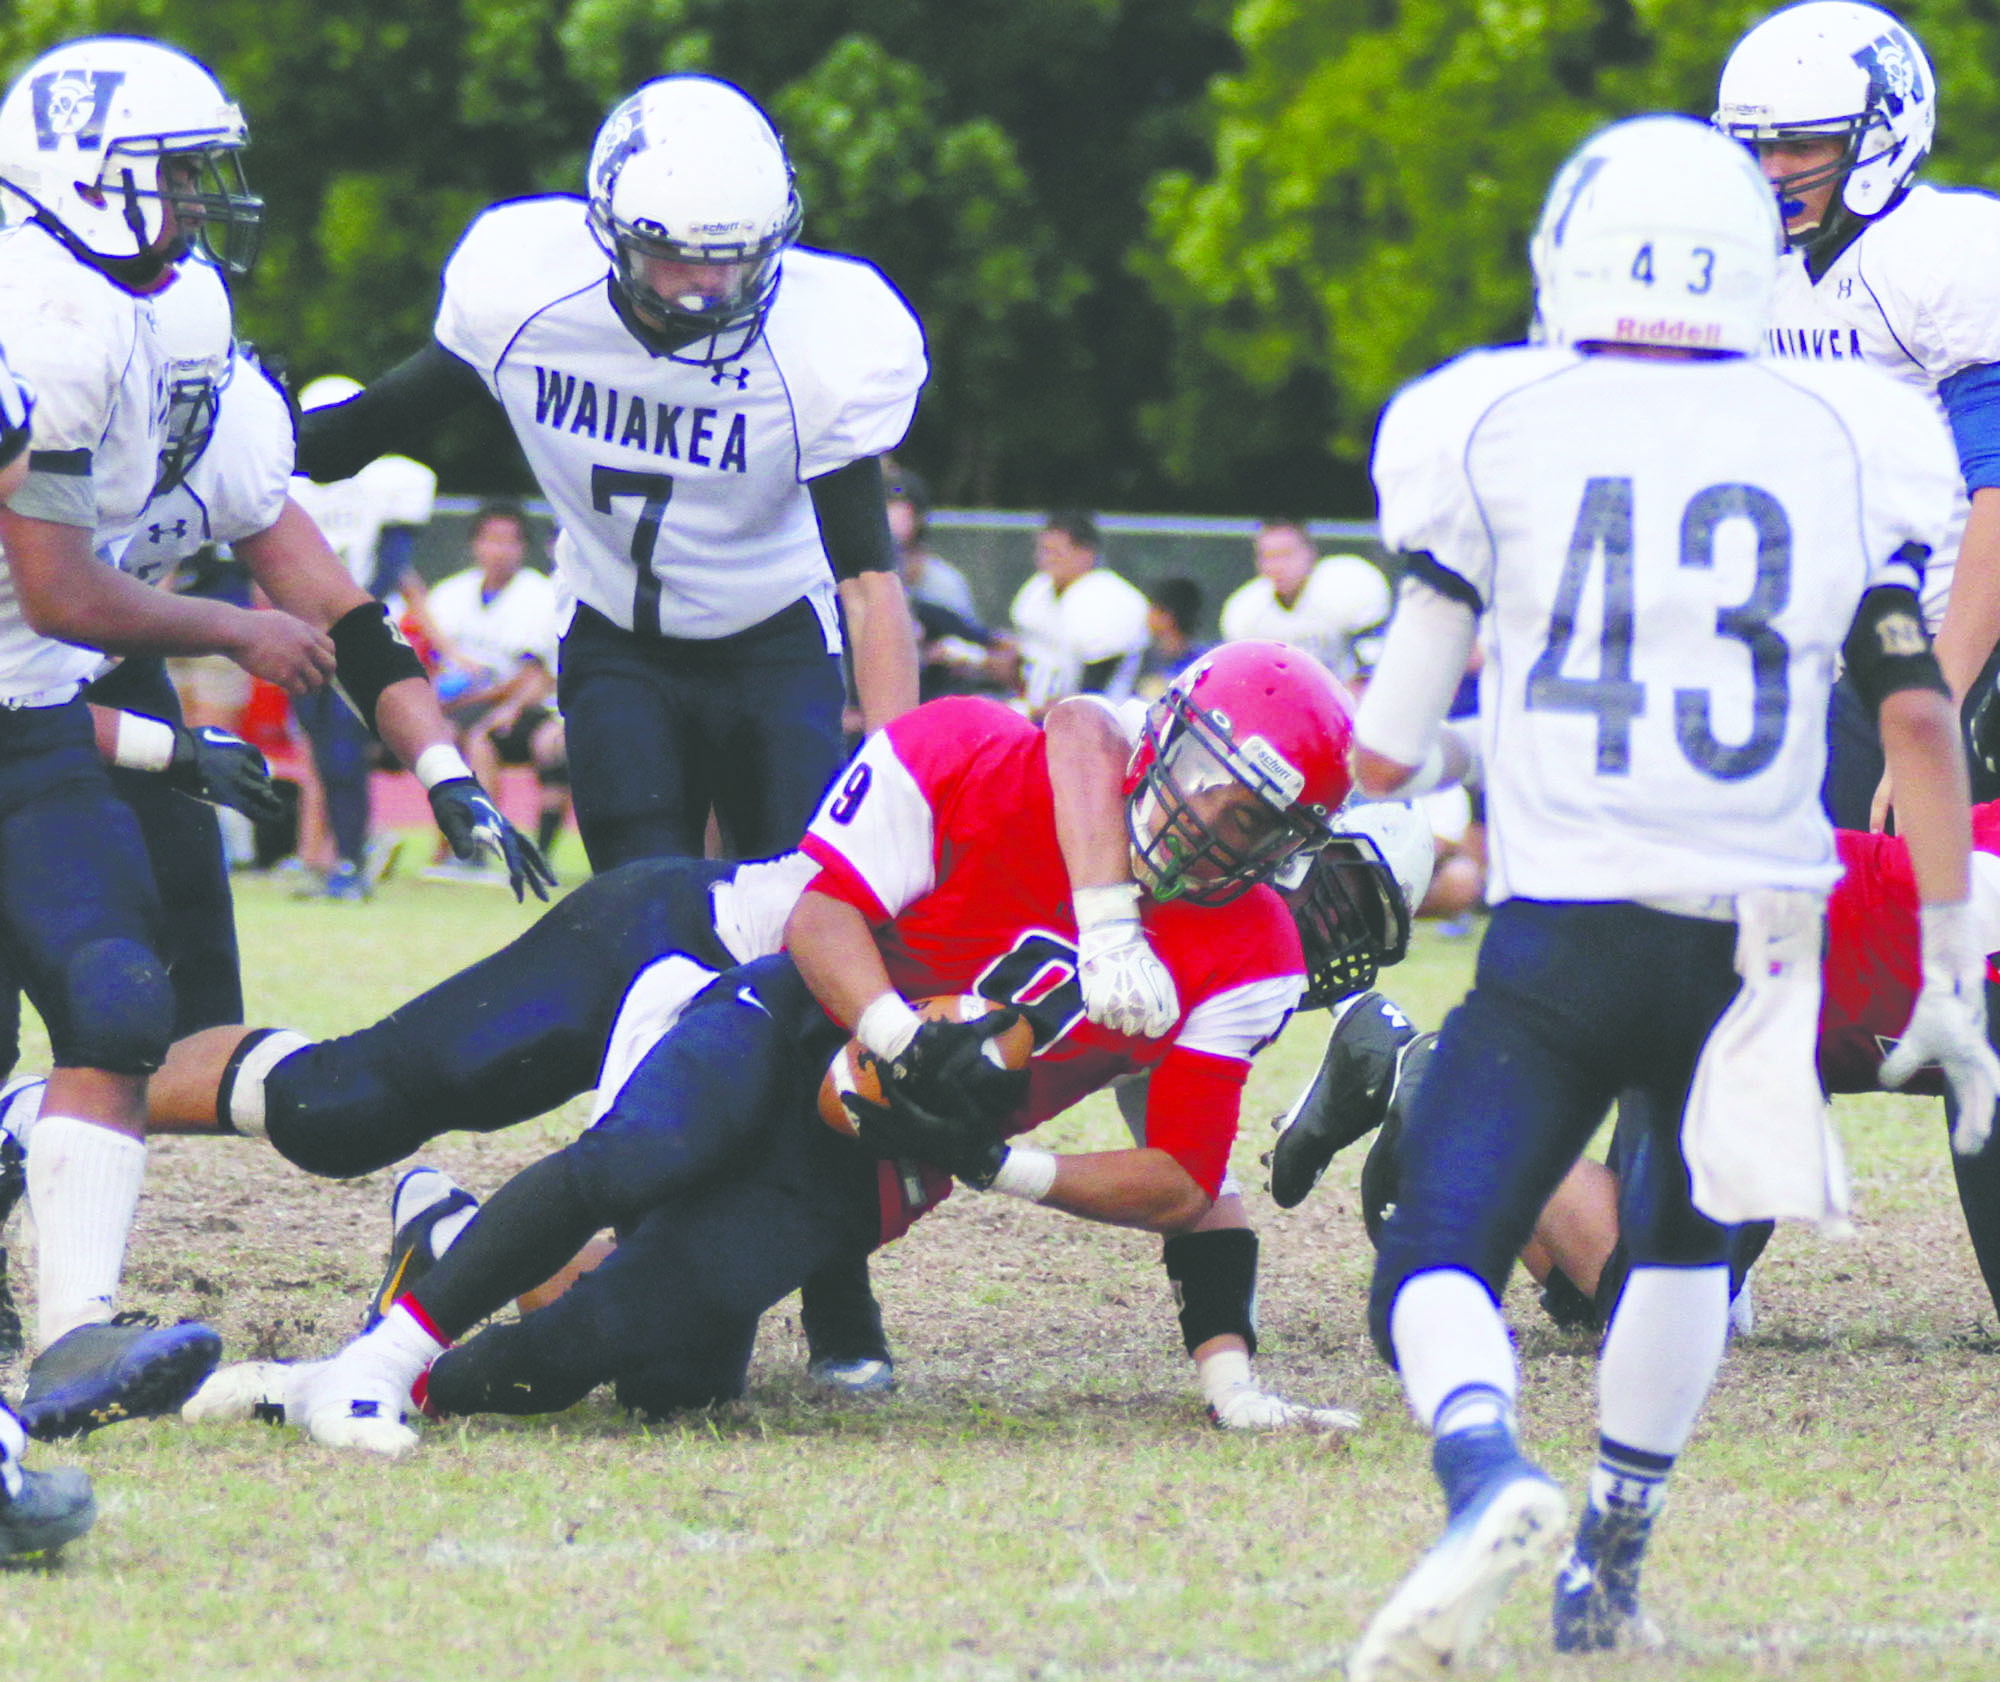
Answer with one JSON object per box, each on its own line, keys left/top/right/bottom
{"left": 1817, "top": 801, "right": 2000, "bottom": 1097}
{"left": 799, "top": 697, "right": 1306, "bottom": 1203}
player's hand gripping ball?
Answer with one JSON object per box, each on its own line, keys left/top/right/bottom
{"left": 818, "top": 996, "right": 1035, "bottom": 1137}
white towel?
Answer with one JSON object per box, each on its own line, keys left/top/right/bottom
{"left": 1681, "top": 888, "right": 1852, "bottom": 1236}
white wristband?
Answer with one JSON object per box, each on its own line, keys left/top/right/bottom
{"left": 988, "top": 1147, "right": 1057, "bottom": 1202}
{"left": 855, "top": 992, "right": 921, "bottom": 1062}
{"left": 113, "top": 712, "right": 177, "bottom": 774}
{"left": 1073, "top": 882, "right": 1143, "bottom": 931}
{"left": 414, "top": 743, "right": 475, "bottom": 790}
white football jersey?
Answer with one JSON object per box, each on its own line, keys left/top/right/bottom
{"left": 115, "top": 349, "right": 294, "bottom": 588}
{"left": 0, "top": 222, "right": 169, "bottom": 704}
{"left": 426, "top": 564, "right": 560, "bottom": 683}
{"left": 1218, "top": 556, "right": 1391, "bottom": 681}
{"left": 435, "top": 197, "right": 926, "bottom": 644}
{"left": 1764, "top": 184, "right": 2000, "bottom": 625}
{"left": 1009, "top": 566, "right": 1151, "bottom": 712}
{"left": 1374, "top": 345, "right": 1954, "bottom": 903}
{"left": 288, "top": 452, "right": 435, "bottom": 594}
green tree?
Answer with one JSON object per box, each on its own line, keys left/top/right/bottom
{"left": 1144, "top": 0, "right": 2000, "bottom": 511}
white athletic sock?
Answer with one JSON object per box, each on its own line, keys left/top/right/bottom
{"left": 0, "top": 1403, "right": 23, "bottom": 1498}
{"left": 27, "top": 1116, "right": 147, "bottom": 1347}
{"left": 0, "top": 1075, "right": 47, "bottom": 1152}
{"left": 333, "top": 1301, "right": 446, "bottom": 1405}
{"left": 226, "top": 1030, "right": 311, "bottom": 1138}
{"left": 1598, "top": 1264, "right": 1730, "bottom": 1458}
{"left": 1390, "top": 1267, "right": 1518, "bottom": 1432}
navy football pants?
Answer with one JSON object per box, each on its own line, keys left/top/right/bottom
{"left": 418, "top": 956, "right": 872, "bottom": 1419}
{"left": 1370, "top": 898, "right": 1742, "bottom": 1363}
{"left": 557, "top": 600, "right": 846, "bottom": 870}
{"left": 264, "top": 857, "right": 735, "bottom": 1178}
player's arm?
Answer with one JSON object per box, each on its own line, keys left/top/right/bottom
{"left": 1930, "top": 363, "right": 2000, "bottom": 703}
{"left": 0, "top": 356, "right": 28, "bottom": 502}
{"left": 811, "top": 455, "right": 919, "bottom": 731}
{"left": 1044, "top": 695, "right": 1181, "bottom": 1038}
{"left": 88, "top": 704, "right": 286, "bottom": 824}
{"left": 235, "top": 498, "right": 553, "bottom": 900}
{"left": 1852, "top": 584, "right": 2000, "bottom": 1147}
{"left": 1350, "top": 567, "right": 1481, "bottom": 796}
{"left": 0, "top": 506, "right": 334, "bottom": 692}
{"left": 293, "top": 340, "right": 488, "bottom": 483}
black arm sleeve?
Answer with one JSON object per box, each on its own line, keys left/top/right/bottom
{"left": 295, "top": 338, "right": 492, "bottom": 483}
{"left": 0, "top": 420, "right": 25, "bottom": 474}
{"left": 911, "top": 597, "right": 992, "bottom": 646}
{"left": 1842, "top": 583, "right": 1950, "bottom": 715}
{"left": 806, "top": 454, "right": 897, "bottom": 579}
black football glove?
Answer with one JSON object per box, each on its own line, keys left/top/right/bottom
{"left": 842, "top": 1085, "right": 1011, "bottom": 1189}
{"left": 883, "top": 1010, "right": 1031, "bottom": 1127}
{"left": 164, "top": 725, "right": 287, "bottom": 826}
{"left": 427, "top": 775, "right": 557, "bottom": 902}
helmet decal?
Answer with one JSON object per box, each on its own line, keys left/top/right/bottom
{"left": 1852, "top": 29, "right": 1926, "bottom": 119}
{"left": 30, "top": 69, "right": 124, "bottom": 152}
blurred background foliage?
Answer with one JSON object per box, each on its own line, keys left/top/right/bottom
{"left": 4, "top": 0, "right": 1997, "bottom": 511}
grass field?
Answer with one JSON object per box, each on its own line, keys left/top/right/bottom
{"left": 2, "top": 862, "right": 1998, "bottom": 1680}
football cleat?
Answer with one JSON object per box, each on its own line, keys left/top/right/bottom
{"left": 1348, "top": 1462, "right": 1567, "bottom": 1680}
{"left": 0, "top": 1465, "right": 96, "bottom": 1560}
{"left": 1268, "top": 992, "right": 1416, "bottom": 1209}
{"left": 363, "top": 1168, "right": 478, "bottom": 1332}
{"left": 18, "top": 1314, "right": 223, "bottom": 1440}
{"left": 1206, "top": 1384, "right": 1361, "bottom": 1433}
{"left": 295, "top": 1359, "right": 420, "bottom": 1457}
{"left": 1358, "top": 1031, "right": 1437, "bottom": 1246}
{"left": 805, "top": 1355, "right": 896, "bottom": 1397}
{"left": 181, "top": 1359, "right": 325, "bottom": 1427}
{"left": 1552, "top": 1503, "right": 1665, "bottom": 1654}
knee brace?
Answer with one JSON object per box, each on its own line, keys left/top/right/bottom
{"left": 62, "top": 938, "right": 172, "bottom": 1074}
{"left": 1162, "top": 1228, "right": 1259, "bottom": 1357}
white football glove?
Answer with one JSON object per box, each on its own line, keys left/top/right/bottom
{"left": 1207, "top": 1383, "right": 1361, "bottom": 1433}
{"left": 1880, "top": 901, "right": 2000, "bottom": 1155}
{"left": 1074, "top": 884, "right": 1179, "bottom": 1040}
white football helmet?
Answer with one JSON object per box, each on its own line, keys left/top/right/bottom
{"left": 0, "top": 37, "right": 261, "bottom": 282}
{"left": 151, "top": 257, "right": 235, "bottom": 493}
{"left": 585, "top": 75, "right": 802, "bottom": 365}
{"left": 1530, "top": 114, "right": 1782, "bottom": 355}
{"left": 1281, "top": 800, "right": 1434, "bottom": 1006}
{"left": 1715, "top": 2, "right": 1932, "bottom": 243}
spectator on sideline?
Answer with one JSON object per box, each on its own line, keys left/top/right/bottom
{"left": 1134, "top": 576, "right": 1212, "bottom": 699}
{"left": 1219, "top": 517, "right": 1391, "bottom": 683}
{"left": 884, "top": 461, "right": 979, "bottom": 623}
{"left": 424, "top": 502, "right": 569, "bottom": 873}
{"left": 1008, "top": 509, "right": 1149, "bottom": 716}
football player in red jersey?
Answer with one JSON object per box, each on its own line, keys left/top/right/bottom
{"left": 259, "top": 643, "right": 1360, "bottom": 1453}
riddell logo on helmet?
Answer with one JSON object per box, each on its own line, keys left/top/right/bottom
{"left": 1614, "top": 317, "right": 1722, "bottom": 348}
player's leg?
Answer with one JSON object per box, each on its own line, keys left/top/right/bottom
{"left": 428, "top": 1095, "right": 882, "bottom": 1422}
{"left": 1555, "top": 1046, "right": 1737, "bottom": 1655}
{"left": 1942, "top": 979, "right": 2000, "bottom": 1317}
{"left": 87, "top": 656, "right": 243, "bottom": 1031}
{"left": 291, "top": 684, "right": 373, "bottom": 898}
{"left": 0, "top": 1399, "right": 94, "bottom": 1559}
{"left": 296, "top": 956, "right": 842, "bottom": 1448}
{"left": 527, "top": 710, "right": 571, "bottom": 860}
{"left": 149, "top": 858, "right": 737, "bottom": 1173}
{"left": 1354, "top": 902, "right": 1737, "bottom": 1677}
{"left": 0, "top": 711, "right": 217, "bottom": 1437}
{"left": 556, "top": 605, "right": 710, "bottom": 869}
{"left": 1268, "top": 989, "right": 1420, "bottom": 1208}
{"left": 691, "top": 605, "right": 886, "bottom": 1386}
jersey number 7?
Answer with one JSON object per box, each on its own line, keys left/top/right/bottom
{"left": 592, "top": 465, "right": 675, "bottom": 631}
{"left": 1527, "top": 474, "right": 1791, "bottom": 783}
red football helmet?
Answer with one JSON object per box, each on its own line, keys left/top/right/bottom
{"left": 1126, "top": 641, "right": 1356, "bottom": 905}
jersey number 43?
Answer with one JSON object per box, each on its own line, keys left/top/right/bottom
{"left": 1527, "top": 475, "right": 1790, "bottom": 783}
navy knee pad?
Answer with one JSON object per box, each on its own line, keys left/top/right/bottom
{"left": 61, "top": 938, "right": 172, "bottom": 1074}
{"left": 1162, "top": 1228, "right": 1260, "bottom": 1357}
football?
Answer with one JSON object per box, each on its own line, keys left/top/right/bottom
{"left": 817, "top": 994, "right": 1036, "bottom": 1136}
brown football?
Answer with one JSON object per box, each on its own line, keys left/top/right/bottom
{"left": 818, "top": 995, "right": 1036, "bottom": 1136}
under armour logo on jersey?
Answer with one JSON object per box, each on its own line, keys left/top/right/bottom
{"left": 147, "top": 518, "right": 190, "bottom": 544}
{"left": 711, "top": 364, "right": 750, "bottom": 391}
{"left": 30, "top": 69, "right": 125, "bottom": 151}
{"left": 1838, "top": 278, "right": 1854, "bottom": 299}
{"left": 1853, "top": 31, "right": 1928, "bottom": 117}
